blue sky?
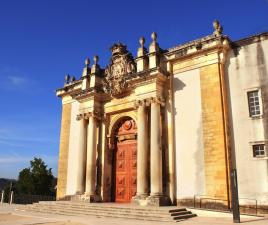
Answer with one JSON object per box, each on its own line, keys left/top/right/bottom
{"left": 0, "top": 0, "right": 267, "bottom": 179}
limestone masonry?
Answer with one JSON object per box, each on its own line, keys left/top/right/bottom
{"left": 56, "top": 21, "right": 268, "bottom": 208}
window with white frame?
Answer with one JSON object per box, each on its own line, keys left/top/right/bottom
{"left": 247, "top": 90, "right": 261, "bottom": 117}
{"left": 252, "top": 144, "right": 266, "bottom": 157}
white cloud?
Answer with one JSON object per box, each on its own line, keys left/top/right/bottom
{"left": 0, "top": 155, "right": 31, "bottom": 164}
{"left": 0, "top": 154, "right": 58, "bottom": 178}
{"left": 0, "top": 135, "right": 54, "bottom": 143}
{"left": 7, "top": 76, "right": 28, "bottom": 87}
{"left": 0, "top": 153, "right": 58, "bottom": 165}
{"left": 0, "top": 65, "right": 35, "bottom": 91}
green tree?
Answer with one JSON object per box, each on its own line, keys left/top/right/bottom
{"left": 17, "top": 168, "right": 34, "bottom": 194}
{"left": 17, "top": 157, "right": 55, "bottom": 195}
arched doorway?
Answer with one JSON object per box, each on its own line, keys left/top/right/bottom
{"left": 112, "top": 117, "right": 137, "bottom": 203}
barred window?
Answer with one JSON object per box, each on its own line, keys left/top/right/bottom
{"left": 247, "top": 90, "right": 261, "bottom": 117}
{"left": 253, "top": 144, "right": 266, "bottom": 157}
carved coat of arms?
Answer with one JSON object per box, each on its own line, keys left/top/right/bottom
{"left": 103, "top": 43, "right": 136, "bottom": 96}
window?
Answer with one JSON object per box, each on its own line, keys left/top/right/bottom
{"left": 247, "top": 90, "right": 261, "bottom": 117}
{"left": 253, "top": 144, "right": 266, "bottom": 157}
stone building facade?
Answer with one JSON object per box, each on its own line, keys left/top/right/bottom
{"left": 56, "top": 21, "right": 268, "bottom": 207}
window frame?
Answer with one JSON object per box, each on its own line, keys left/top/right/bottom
{"left": 252, "top": 143, "right": 266, "bottom": 158}
{"left": 247, "top": 89, "right": 263, "bottom": 118}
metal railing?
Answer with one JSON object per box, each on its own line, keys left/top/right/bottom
{"left": 193, "top": 195, "right": 230, "bottom": 211}
{"left": 0, "top": 190, "right": 55, "bottom": 205}
{"left": 13, "top": 194, "right": 56, "bottom": 204}
{"left": 192, "top": 195, "right": 268, "bottom": 215}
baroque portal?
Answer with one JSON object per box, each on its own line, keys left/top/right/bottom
{"left": 57, "top": 35, "right": 170, "bottom": 206}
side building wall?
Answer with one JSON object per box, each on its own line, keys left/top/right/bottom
{"left": 227, "top": 36, "right": 268, "bottom": 204}
{"left": 173, "top": 55, "right": 230, "bottom": 206}
{"left": 173, "top": 69, "right": 205, "bottom": 200}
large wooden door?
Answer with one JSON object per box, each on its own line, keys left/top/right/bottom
{"left": 115, "top": 119, "right": 137, "bottom": 203}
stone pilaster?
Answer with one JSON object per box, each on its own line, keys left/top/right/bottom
{"left": 75, "top": 114, "right": 87, "bottom": 194}
{"left": 149, "top": 32, "right": 160, "bottom": 69}
{"left": 57, "top": 103, "right": 72, "bottom": 200}
{"left": 90, "top": 55, "right": 101, "bottom": 89}
{"left": 81, "top": 58, "right": 91, "bottom": 90}
{"left": 136, "top": 37, "right": 148, "bottom": 72}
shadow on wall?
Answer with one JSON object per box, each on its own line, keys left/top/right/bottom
{"left": 257, "top": 41, "right": 268, "bottom": 188}
{"left": 173, "top": 77, "right": 186, "bottom": 92}
{"left": 173, "top": 77, "right": 186, "bottom": 117}
{"left": 194, "top": 116, "right": 205, "bottom": 196}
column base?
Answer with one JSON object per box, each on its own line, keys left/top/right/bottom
{"left": 146, "top": 194, "right": 171, "bottom": 206}
{"left": 71, "top": 194, "right": 101, "bottom": 203}
{"left": 131, "top": 193, "right": 148, "bottom": 206}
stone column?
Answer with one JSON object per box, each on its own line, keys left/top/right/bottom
{"left": 85, "top": 113, "right": 98, "bottom": 197}
{"left": 150, "top": 98, "right": 163, "bottom": 196}
{"left": 76, "top": 114, "right": 87, "bottom": 194}
{"left": 147, "top": 97, "right": 170, "bottom": 206}
{"left": 136, "top": 100, "right": 149, "bottom": 198}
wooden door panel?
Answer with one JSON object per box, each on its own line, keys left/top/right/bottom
{"left": 115, "top": 119, "right": 137, "bottom": 203}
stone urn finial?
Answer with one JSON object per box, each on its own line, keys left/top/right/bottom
{"left": 93, "top": 55, "right": 99, "bottom": 65}
{"left": 151, "top": 32, "right": 157, "bottom": 42}
{"left": 213, "top": 20, "right": 223, "bottom": 36}
{"left": 85, "top": 58, "right": 90, "bottom": 67}
{"left": 139, "top": 36, "right": 145, "bottom": 47}
{"left": 64, "top": 74, "right": 70, "bottom": 84}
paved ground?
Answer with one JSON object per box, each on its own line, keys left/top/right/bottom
{"left": 0, "top": 203, "right": 268, "bottom": 225}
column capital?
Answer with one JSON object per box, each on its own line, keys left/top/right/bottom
{"left": 149, "top": 97, "right": 165, "bottom": 106}
{"left": 76, "top": 113, "right": 85, "bottom": 121}
{"left": 134, "top": 97, "right": 165, "bottom": 109}
{"left": 78, "top": 111, "right": 102, "bottom": 121}
{"left": 134, "top": 99, "right": 148, "bottom": 109}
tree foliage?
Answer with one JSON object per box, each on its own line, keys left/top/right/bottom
{"left": 16, "top": 157, "right": 55, "bottom": 195}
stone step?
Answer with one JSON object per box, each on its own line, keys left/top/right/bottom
{"left": 28, "top": 203, "right": 187, "bottom": 215}
{"left": 17, "top": 201, "right": 196, "bottom": 223}
{"left": 24, "top": 205, "right": 176, "bottom": 219}
{"left": 26, "top": 207, "right": 196, "bottom": 222}
{"left": 37, "top": 201, "right": 186, "bottom": 211}
{"left": 21, "top": 207, "right": 175, "bottom": 222}
{"left": 28, "top": 206, "right": 187, "bottom": 216}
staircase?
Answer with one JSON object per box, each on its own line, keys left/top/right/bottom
{"left": 16, "top": 201, "right": 197, "bottom": 223}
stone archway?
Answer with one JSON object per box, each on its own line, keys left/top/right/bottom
{"left": 111, "top": 117, "right": 137, "bottom": 203}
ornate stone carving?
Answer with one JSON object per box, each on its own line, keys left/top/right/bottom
{"left": 103, "top": 43, "right": 136, "bottom": 96}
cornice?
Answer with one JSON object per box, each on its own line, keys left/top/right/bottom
{"left": 56, "top": 80, "right": 82, "bottom": 97}
{"left": 71, "top": 87, "right": 104, "bottom": 102}
{"left": 232, "top": 32, "right": 268, "bottom": 47}
{"left": 165, "top": 35, "right": 230, "bottom": 64}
